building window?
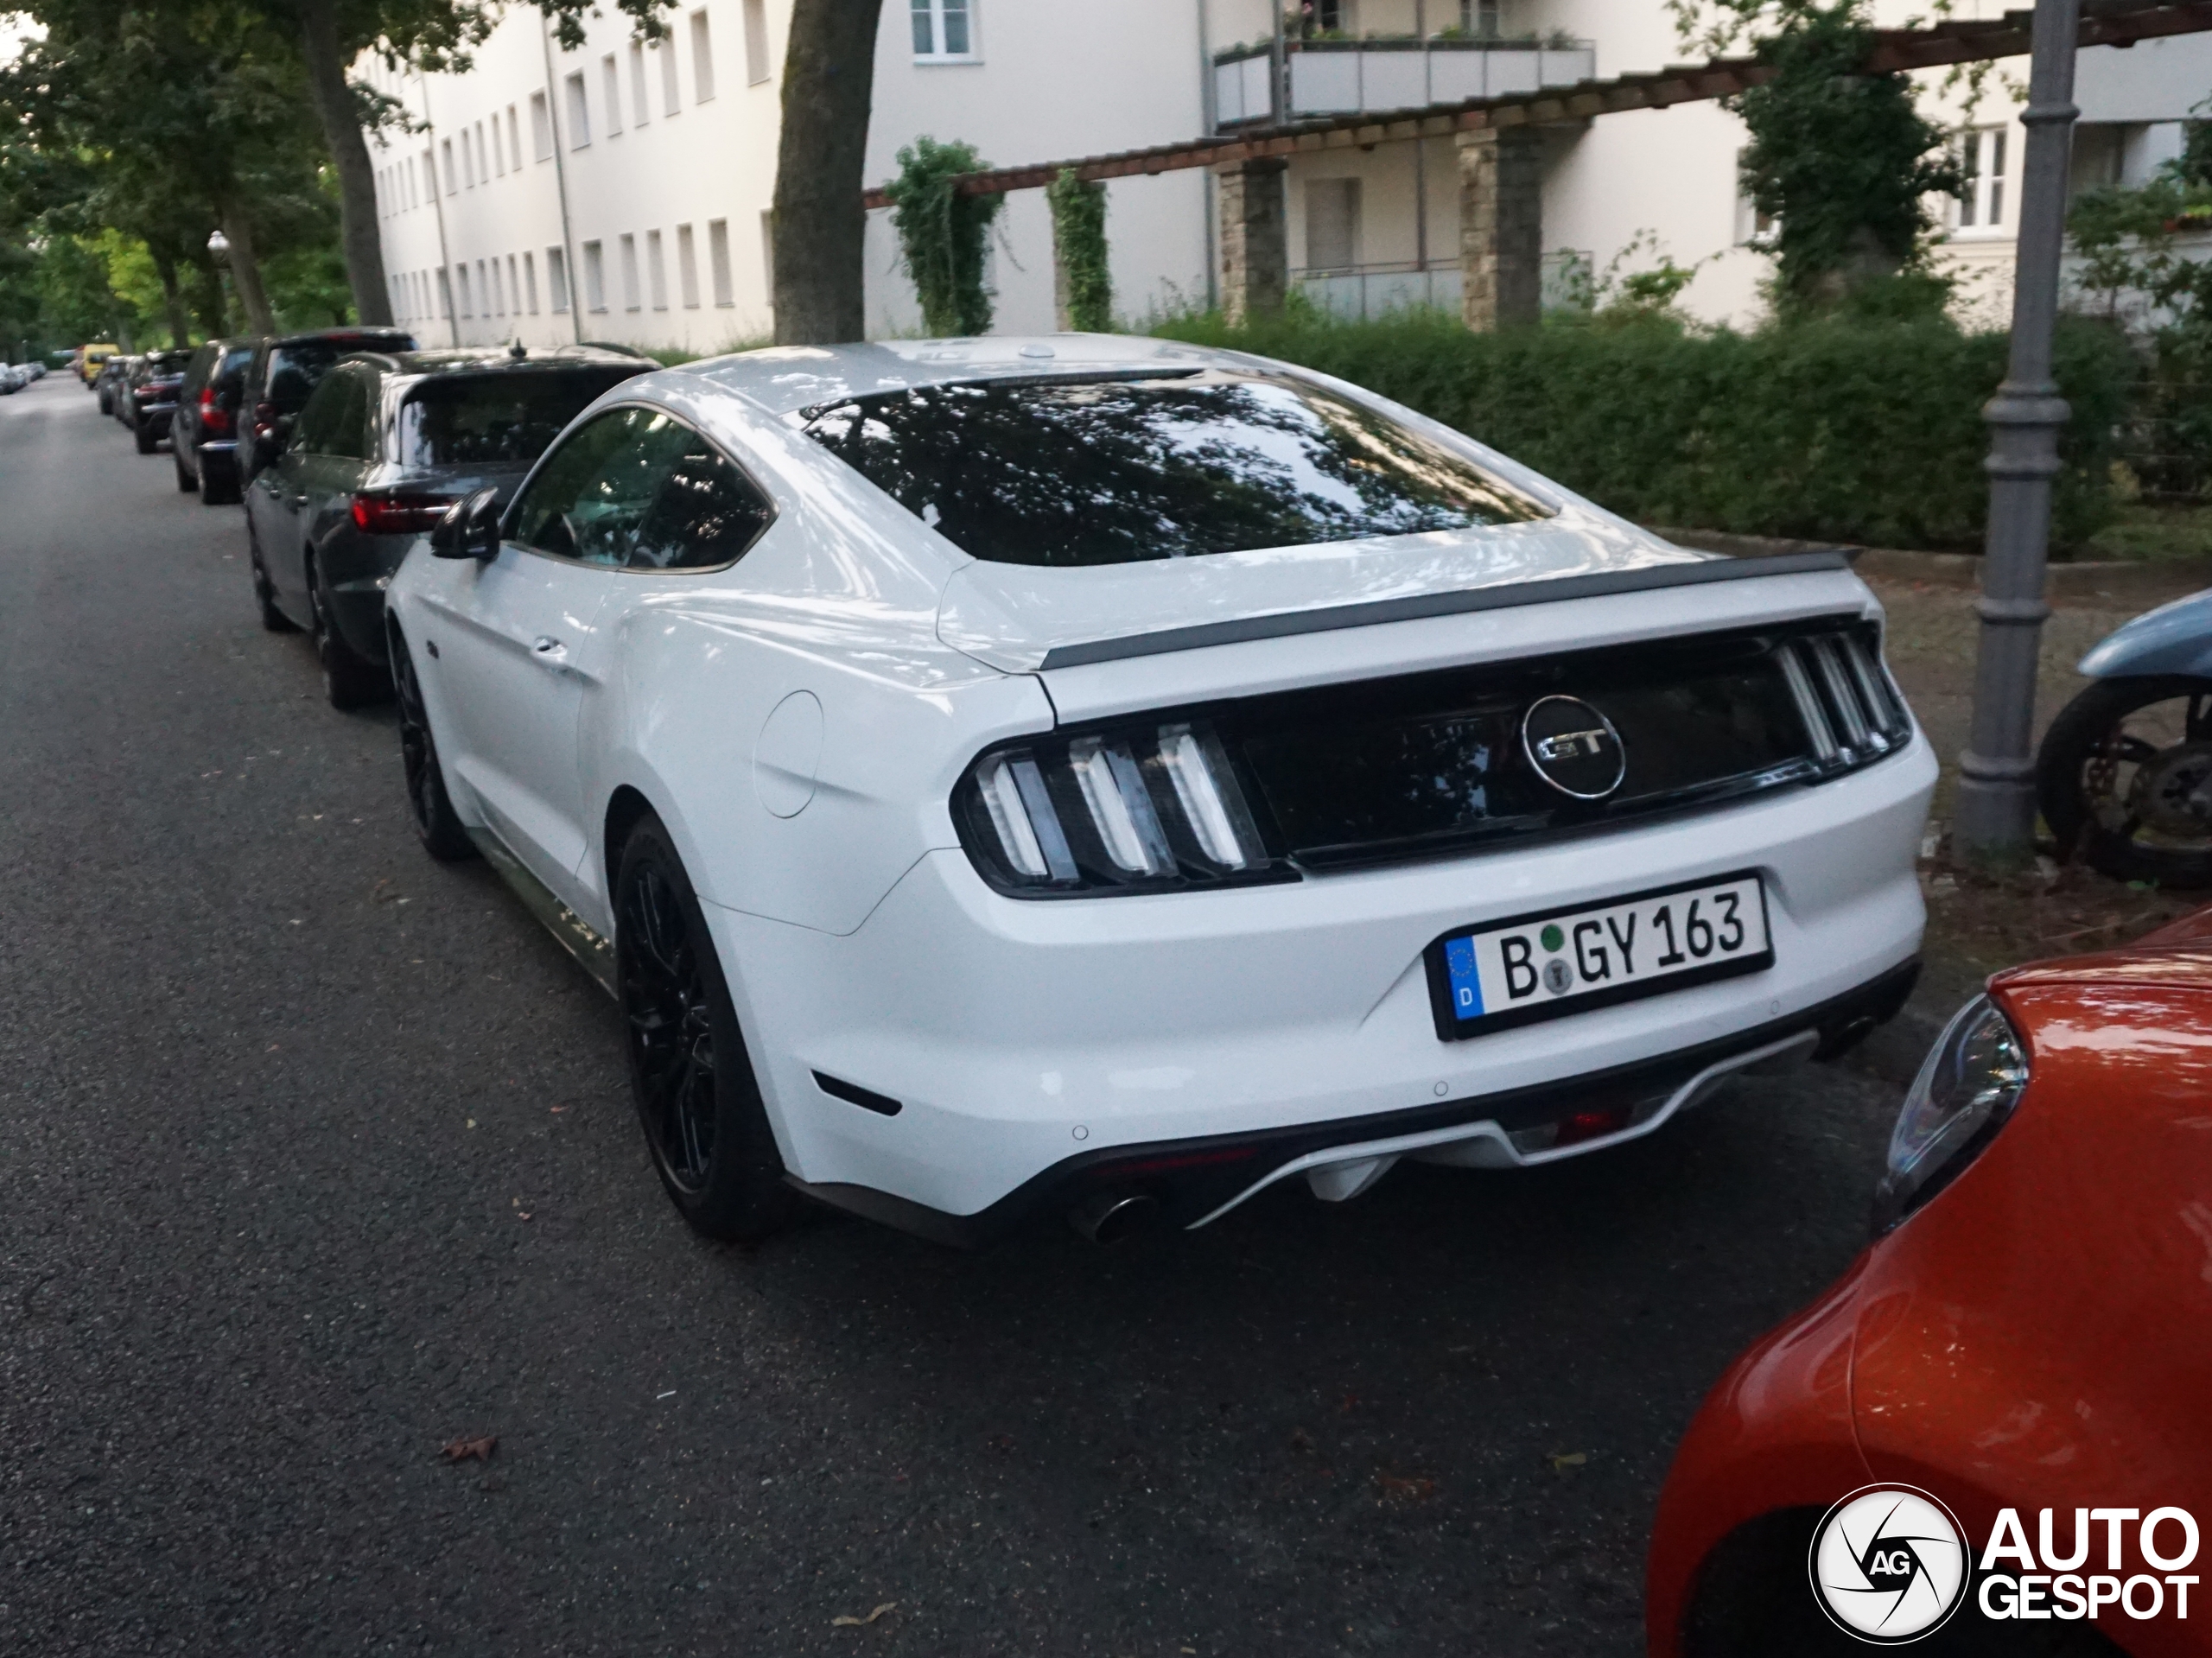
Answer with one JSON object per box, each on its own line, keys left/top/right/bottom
{"left": 690, "top": 10, "right": 716, "bottom": 100}
{"left": 508, "top": 105, "right": 522, "bottom": 168}
{"left": 760, "top": 210, "right": 775, "bottom": 303}
{"left": 531, "top": 92, "right": 553, "bottom": 160}
{"left": 457, "top": 263, "right": 474, "bottom": 318}
{"left": 659, "top": 38, "right": 681, "bottom": 116}
{"left": 507, "top": 254, "right": 521, "bottom": 315}
{"left": 1458, "top": 0, "right": 1499, "bottom": 37}
{"left": 565, "top": 71, "right": 591, "bottom": 147}
{"left": 488, "top": 257, "right": 503, "bottom": 316}
{"left": 1734, "top": 150, "right": 1777, "bottom": 247}
{"left": 602, "top": 53, "right": 623, "bottom": 134}
{"left": 1304, "top": 177, "right": 1361, "bottom": 271}
{"left": 437, "top": 268, "right": 454, "bottom": 321}
{"left": 524, "top": 251, "right": 540, "bottom": 314}
{"left": 744, "top": 0, "right": 771, "bottom": 84}
{"left": 709, "top": 218, "right": 734, "bottom": 306}
{"left": 911, "top": 0, "right": 976, "bottom": 60}
{"left": 491, "top": 116, "right": 504, "bottom": 175}
{"left": 620, "top": 232, "right": 640, "bottom": 311}
{"left": 629, "top": 42, "right": 650, "bottom": 124}
{"left": 583, "top": 239, "right": 607, "bottom": 312}
{"left": 441, "top": 137, "right": 456, "bottom": 194}
{"left": 646, "top": 229, "right": 669, "bottom": 310}
{"left": 1959, "top": 126, "right": 2009, "bottom": 231}
{"left": 548, "top": 246, "right": 571, "bottom": 313}
{"left": 677, "top": 223, "right": 700, "bottom": 308}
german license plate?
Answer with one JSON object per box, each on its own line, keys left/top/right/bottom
{"left": 1425, "top": 872, "right": 1773, "bottom": 1040}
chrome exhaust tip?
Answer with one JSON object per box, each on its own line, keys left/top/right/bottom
{"left": 1067, "top": 1191, "right": 1160, "bottom": 1245}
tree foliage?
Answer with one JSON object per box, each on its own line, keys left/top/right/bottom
{"left": 885, "top": 137, "right": 1003, "bottom": 338}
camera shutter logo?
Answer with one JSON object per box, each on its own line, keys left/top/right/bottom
{"left": 1520, "top": 696, "right": 1626, "bottom": 800}
{"left": 1809, "top": 1485, "right": 1970, "bottom": 1643}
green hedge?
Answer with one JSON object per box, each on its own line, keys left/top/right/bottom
{"left": 1150, "top": 310, "right": 2139, "bottom": 553}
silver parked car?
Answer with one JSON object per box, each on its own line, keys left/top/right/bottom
{"left": 244, "top": 345, "right": 652, "bottom": 707}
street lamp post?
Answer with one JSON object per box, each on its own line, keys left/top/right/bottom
{"left": 207, "top": 229, "right": 236, "bottom": 334}
{"left": 1951, "top": 0, "right": 2082, "bottom": 862}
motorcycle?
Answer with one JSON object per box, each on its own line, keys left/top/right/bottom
{"left": 2036, "top": 586, "right": 2212, "bottom": 887}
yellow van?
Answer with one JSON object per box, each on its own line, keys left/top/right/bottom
{"left": 78, "top": 343, "right": 119, "bottom": 384}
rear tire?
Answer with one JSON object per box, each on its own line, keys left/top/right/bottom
{"left": 175, "top": 449, "right": 198, "bottom": 493}
{"left": 390, "top": 629, "right": 476, "bottom": 862}
{"left": 134, "top": 421, "right": 156, "bottom": 455}
{"left": 307, "top": 554, "right": 390, "bottom": 711}
{"left": 2037, "top": 675, "right": 2212, "bottom": 887}
{"left": 616, "top": 814, "right": 798, "bottom": 1242}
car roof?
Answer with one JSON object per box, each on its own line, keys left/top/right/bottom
{"left": 270, "top": 328, "right": 414, "bottom": 349}
{"left": 677, "top": 334, "right": 1234, "bottom": 419}
{"left": 348, "top": 345, "right": 654, "bottom": 379}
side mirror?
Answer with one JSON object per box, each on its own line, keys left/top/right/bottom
{"left": 431, "top": 486, "right": 503, "bottom": 561}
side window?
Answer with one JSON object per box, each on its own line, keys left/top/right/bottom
{"left": 329, "top": 372, "right": 377, "bottom": 461}
{"left": 290, "top": 372, "right": 346, "bottom": 455}
{"left": 507, "top": 406, "right": 667, "bottom": 566}
{"left": 627, "top": 433, "right": 772, "bottom": 570}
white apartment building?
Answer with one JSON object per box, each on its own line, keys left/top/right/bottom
{"left": 357, "top": 1, "right": 2212, "bottom": 351}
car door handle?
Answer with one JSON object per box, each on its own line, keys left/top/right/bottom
{"left": 531, "top": 636, "right": 569, "bottom": 670}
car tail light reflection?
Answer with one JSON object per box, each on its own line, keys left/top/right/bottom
{"left": 351, "top": 492, "right": 460, "bottom": 535}
{"left": 198, "top": 385, "right": 230, "bottom": 436}
{"left": 957, "top": 719, "right": 1287, "bottom": 898}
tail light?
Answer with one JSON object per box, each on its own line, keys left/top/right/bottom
{"left": 199, "top": 385, "right": 231, "bottom": 436}
{"left": 252, "top": 400, "right": 277, "bottom": 436}
{"left": 351, "top": 492, "right": 460, "bottom": 535}
{"left": 955, "top": 718, "right": 1293, "bottom": 898}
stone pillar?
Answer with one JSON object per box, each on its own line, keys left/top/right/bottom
{"left": 1215, "top": 158, "right": 1288, "bottom": 324}
{"left": 1457, "top": 127, "right": 1544, "bottom": 331}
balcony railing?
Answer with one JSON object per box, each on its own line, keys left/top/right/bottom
{"left": 1292, "top": 252, "right": 1593, "bottom": 321}
{"left": 1214, "top": 36, "right": 1598, "bottom": 130}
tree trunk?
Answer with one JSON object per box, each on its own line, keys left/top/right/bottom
{"left": 151, "top": 249, "right": 193, "bottom": 346}
{"left": 772, "top": 0, "right": 886, "bottom": 344}
{"left": 222, "top": 209, "right": 278, "bottom": 334}
{"left": 296, "top": 0, "right": 392, "bottom": 325}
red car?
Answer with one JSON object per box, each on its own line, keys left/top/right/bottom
{"left": 1648, "top": 908, "right": 2212, "bottom": 1657}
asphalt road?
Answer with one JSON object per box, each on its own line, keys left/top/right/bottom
{"left": 2, "top": 377, "right": 1929, "bottom": 1657}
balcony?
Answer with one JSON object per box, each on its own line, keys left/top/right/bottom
{"left": 1214, "top": 36, "right": 1598, "bottom": 130}
{"left": 1292, "top": 251, "right": 1592, "bottom": 321}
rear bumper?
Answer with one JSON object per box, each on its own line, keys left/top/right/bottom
{"left": 712, "top": 734, "right": 1936, "bottom": 1241}
{"left": 786, "top": 961, "right": 1918, "bottom": 1248}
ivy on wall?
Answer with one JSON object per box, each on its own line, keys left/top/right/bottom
{"left": 1046, "top": 168, "right": 1112, "bottom": 333}
{"left": 884, "top": 136, "right": 1003, "bottom": 337}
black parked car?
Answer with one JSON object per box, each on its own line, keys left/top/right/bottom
{"left": 95, "top": 355, "right": 136, "bottom": 417}
{"left": 245, "top": 345, "right": 652, "bottom": 707}
{"left": 173, "top": 339, "right": 258, "bottom": 503}
{"left": 124, "top": 349, "right": 194, "bottom": 453}
{"left": 238, "top": 328, "right": 415, "bottom": 485}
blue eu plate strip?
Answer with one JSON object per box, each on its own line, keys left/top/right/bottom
{"left": 1444, "top": 936, "right": 1484, "bottom": 1022}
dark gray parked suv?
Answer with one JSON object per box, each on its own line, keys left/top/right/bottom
{"left": 245, "top": 344, "right": 652, "bottom": 708}
{"left": 174, "top": 338, "right": 257, "bottom": 503}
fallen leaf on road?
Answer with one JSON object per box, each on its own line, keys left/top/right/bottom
{"left": 517, "top": 1211, "right": 532, "bottom": 1222}
{"left": 440, "top": 1435, "right": 497, "bottom": 1464}
{"left": 830, "top": 1602, "right": 896, "bottom": 1628}
{"left": 1374, "top": 1473, "right": 1436, "bottom": 1502}
{"left": 1548, "top": 1451, "right": 1587, "bottom": 1473}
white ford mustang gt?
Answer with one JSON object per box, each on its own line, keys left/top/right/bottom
{"left": 385, "top": 334, "right": 1935, "bottom": 1246}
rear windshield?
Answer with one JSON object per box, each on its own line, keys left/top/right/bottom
{"left": 798, "top": 370, "right": 1548, "bottom": 567}
{"left": 394, "top": 367, "right": 645, "bottom": 467}
{"left": 267, "top": 334, "right": 416, "bottom": 412}
{"left": 144, "top": 351, "right": 193, "bottom": 373}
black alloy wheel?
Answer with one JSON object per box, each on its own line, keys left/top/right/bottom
{"left": 390, "top": 631, "right": 474, "bottom": 861}
{"left": 133, "top": 416, "right": 156, "bottom": 454}
{"left": 306, "top": 553, "right": 391, "bottom": 711}
{"left": 616, "top": 814, "right": 796, "bottom": 1242}
{"left": 2037, "top": 675, "right": 2212, "bottom": 888}
{"left": 249, "top": 528, "right": 296, "bottom": 633}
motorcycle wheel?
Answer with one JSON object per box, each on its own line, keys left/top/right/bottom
{"left": 2037, "top": 675, "right": 2212, "bottom": 888}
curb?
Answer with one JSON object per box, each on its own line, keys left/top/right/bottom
{"left": 1649, "top": 526, "right": 2212, "bottom": 601}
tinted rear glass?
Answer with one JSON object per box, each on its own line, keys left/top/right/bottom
{"left": 395, "top": 367, "right": 645, "bottom": 467}
{"left": 145, "top": 351, "right": 193, "bottom": 373}
{"left": 266, "top": 343, "right": 352, "bottom": 410}
{"left": 214, "top": 346, "right": 255, "bottom": 397}
{"left": 798, "top": 370, "right": 1548, "bottom": 567}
